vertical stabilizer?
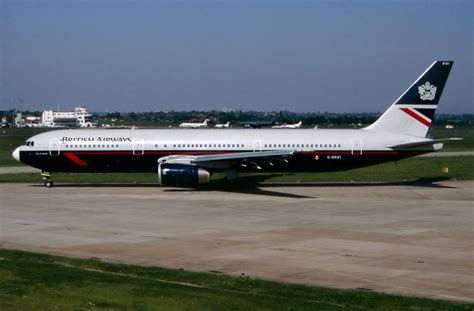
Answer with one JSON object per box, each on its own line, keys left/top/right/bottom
{"left": 366, "top": 61, "right": 453, "bottom": 137}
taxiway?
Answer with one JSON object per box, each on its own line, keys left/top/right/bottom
{"left": 1, "top": 181, "right": 472, "bottom": 302}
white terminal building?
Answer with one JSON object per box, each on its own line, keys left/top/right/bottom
{"left": 42, "top": 106, "right": 96, "bottom": 128}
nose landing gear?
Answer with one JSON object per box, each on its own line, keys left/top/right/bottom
{"left": 41, "top": 171, "right": 53, "bottom": 188}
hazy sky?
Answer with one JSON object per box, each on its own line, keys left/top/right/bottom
{"left": 1, "top": 0, "right": 472, "bottom": 114}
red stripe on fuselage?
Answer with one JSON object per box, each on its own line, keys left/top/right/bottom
{"left": 71, "top": 151, "right": 225, "bottom": 155}
{"left": 63, "top": 152, "right": 88, "bottom": 167}
{"left": 65, "top": 150, "right": 405, "bottom": 156}
{"left": 399, "top": 107, "right": 431, "bottom": 127}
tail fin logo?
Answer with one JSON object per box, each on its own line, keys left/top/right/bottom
{"left": 418, "top": 82, "right": 437, "bottom": 101}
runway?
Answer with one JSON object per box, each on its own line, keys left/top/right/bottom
{"left": 1, "top": 181, "right": 473, "bottom": 302}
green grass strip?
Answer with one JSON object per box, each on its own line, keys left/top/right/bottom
{"left": 0, "top": 249, "right": 472, "bottom": 310}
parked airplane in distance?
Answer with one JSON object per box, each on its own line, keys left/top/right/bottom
{"left": 179, "top": 119, "right": 210, "bottom": 128}
{"left": 272, "top": 121, "right": 302, "bottom": 129}
{"left": 13, "top": 61, "right": 460, "bottom": 188}
{"left": 215, "top": 122, "right": 231, "bottom": 128}
{"left": 239, "top": 121, "right": 275, "bottom": 128}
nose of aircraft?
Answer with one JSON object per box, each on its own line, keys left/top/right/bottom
{"left": 12, "top": 147, "right": 20, "bottom": 162}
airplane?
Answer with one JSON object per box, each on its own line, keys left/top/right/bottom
{"left": 179, "top": 119, "right": 210, "bottom": 128}
{"left": 12, "top": 61, "right": 460, "bottom": 188}
{"left": 215, "top": 121, "right": 231, "bottom": 128}
{"left": 239, "top": 121, "right": 275, "bottom": 128}
{"left": 272, "top": 121, "right": 302, "bottom": 129}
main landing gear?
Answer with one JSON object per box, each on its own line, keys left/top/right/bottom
{"left": 41, "top": 171, "right": 53, "bottom": 188}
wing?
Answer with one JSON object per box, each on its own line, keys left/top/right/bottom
{"left": 158, "top": 150, "right": 294, "bottom": 169}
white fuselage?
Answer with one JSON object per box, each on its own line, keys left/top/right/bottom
{"left": 18, "top": 128, "right": 423, "bottom": 154}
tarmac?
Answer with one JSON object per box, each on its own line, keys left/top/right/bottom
{"left": 0, "top": 181, "right": 473, "bottom": 302}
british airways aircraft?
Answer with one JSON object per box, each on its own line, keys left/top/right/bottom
{"left": 13, "top": 61, "right": 458, "bottom": 188}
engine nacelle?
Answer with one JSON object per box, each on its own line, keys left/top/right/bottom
{"left": 157, "top": 163, "right": 210, "bottom": 187}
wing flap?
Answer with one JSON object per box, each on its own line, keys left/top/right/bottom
{"left": 193, "top": 150, "right": 293, "bottom": 163}
{"left": 158, "top": 150, "right": 294, "bottom": 169}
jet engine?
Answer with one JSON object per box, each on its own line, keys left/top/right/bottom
{"left": 157, "top": 163, "right": 210, "bottom": 187}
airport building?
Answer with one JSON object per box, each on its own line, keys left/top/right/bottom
{"left": 41, "top": 106, "right": 96, "bottom": 128}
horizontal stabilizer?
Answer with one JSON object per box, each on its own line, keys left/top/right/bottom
{"left": 387, "top": 138, "right": 463, "bottom": 149}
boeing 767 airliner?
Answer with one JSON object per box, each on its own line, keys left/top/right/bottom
{"left": 13, "top": 61, "right": 459, "bottom": 187}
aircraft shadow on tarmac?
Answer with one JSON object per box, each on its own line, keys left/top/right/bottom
{"left": 164, "top": 175, "right": 455, "bottom": 198}
{"left": 31, "top": 174, "right": 314, "bottom": 199}
{"left": 259, "top": 176, "right": 456, "bottom": 188}
{"left": 165, "top": 175, "right": 316, "bottom": 199}
{"left": 32, "top": 176, "right": 455, "bottom": 199}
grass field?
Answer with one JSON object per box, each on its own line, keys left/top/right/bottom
{"left": 0, "top": 156, "right": 472, "bottom": 184}
{"left": 0, "top": 249, "right": 471, "bottom": 310}
{"left": 1, "top": 126, "right": 473, "bottom": 167}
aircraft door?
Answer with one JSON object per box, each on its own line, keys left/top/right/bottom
{"left": 132, "top": 138, "right": 144, "bottom": 155}
{"left": 253, "top": 139, "right": 262, "bottom": 152}
{"left": 351, "top": 138, "right": 362, "bottom": 155}
{"left": 49, "top": 138, "right": 61, "bottom": 156}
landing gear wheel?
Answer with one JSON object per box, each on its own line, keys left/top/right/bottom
{"left": 41, "top": 171, "right": 53, "bottom": 188}
{"left": 44, "top": 180, "right": 54, "bottom": 188}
